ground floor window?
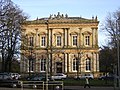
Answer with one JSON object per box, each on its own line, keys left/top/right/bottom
{"left": 86, "top": 58, "right": 91, "bottom": 71}
{"left": 40, "top": 59, "right": 46, "bottom": 72}
{"left": 73, "top": 58, "right": 77, "bottom": 71}
{"left": 28, "top": 56, "right": 34, "bottom": 72}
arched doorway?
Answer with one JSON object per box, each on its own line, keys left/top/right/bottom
{"left": 56, "top": 62, "right": 62, "bottom": 73}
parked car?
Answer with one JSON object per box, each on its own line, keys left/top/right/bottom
{"left": 0, "top": 73, "right": 22, "bottom": 88}
{"left": 1, "top": 72, "right": 21, "bottom": 80}
{"left": 51, "top": 73, "right": 67, "bottom": 80}
{"left": 98, "top": 75, "right": 114, "bottom": 80}
{"left": 9, "top": 73, "right": 21, "bottom": 80}
{"left": 26, "top": 74, "right": 50, "bottom": 81}
{"left": 74, "top": 73, "right": 94, "bottom": 79}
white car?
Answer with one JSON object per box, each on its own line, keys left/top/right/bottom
{"left": 9, "top": 73, "right": 21, "bottom": 80}
{"left": 74, "top": 74, "right": 94, "bottom": 79}
{"left": 51, "top": 73, "right": 67, "bottom": 80}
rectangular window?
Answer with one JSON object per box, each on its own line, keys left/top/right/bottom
{"left": 85, "top": 36, "right": 90, "bottom": 46}
{"left": 30, "top": 37, "right": 34, "bottom": 46}
{"left": 40, "top": 59, "right": 46, "bottom": 72}
{"left": 57, "top": 36, "right": 61, "bottom": 46}
{"left": 41, "top": 36, "right": 46, "bottom": 46}
{"left": 73, "top": 36, "right": 77, "bottom": 46}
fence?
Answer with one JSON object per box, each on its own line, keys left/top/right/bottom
{"left": 20, "top": 81, "right": 63, "bottom": 90}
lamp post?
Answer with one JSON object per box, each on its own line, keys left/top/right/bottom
{"left": 29, "top": 46, "right": 33, "bottom": 76}
{"left": 45, "top": 20, "right": 49, "bottom": 90}
{"left": 116, "top": 17, "right": 120, "bottom": 89}
{"left": 76, "top": 52, "right": 81, "bottom": 79}
{"left": 76, "top": 57, "right": 79, "bottom": 79}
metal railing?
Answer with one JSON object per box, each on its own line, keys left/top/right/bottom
{"left": 21, "top": 81, "right": 44, "bottom": 90}
{"left": 20, "top": 81, "right": 63, "bottom": 90}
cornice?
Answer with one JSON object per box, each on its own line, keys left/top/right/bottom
{"left": 23, "top": 16, "right": 99, "bottom": 25}
{"left": 23, "top": 20, "right": 99, "bottom": 25}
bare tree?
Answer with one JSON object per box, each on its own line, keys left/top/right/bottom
{"left": 0, "top": 0, "right": 27, "bottom": 72}
{"left": 102, "top": 8, "right": 120, "bottom": 67}
{"left": 103, "top": 8, "right": 120, "bottom": 48}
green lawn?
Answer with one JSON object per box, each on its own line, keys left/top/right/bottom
{"left": 63, "top": 79, "right": 114, "bottom": 86}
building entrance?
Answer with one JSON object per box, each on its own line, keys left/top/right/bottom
{"left": 56, "top": 62, "right": 62, "bottom": 73}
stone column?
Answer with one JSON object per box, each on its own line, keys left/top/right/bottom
{"left": 64, "top": 53, "right": 67, "bottom": 73}
{"left": 63, "top": 28, "right": 65, "bottom": 47}
{"left": 49, "top": 29, "right": 53, "bottom": 75}
{"left": 82, "top": 34, "right": 84, "bottom": 46}
{"left": 91, "top": 52, "right": 94, "bottom": 72}
{"left": 79, "top": 28, "right": 82, "bottom": 47}
{"left": 35, "top": 28, "right": 38, "bottom": 47}
{"left": 96, "top": 52, "right": 99, "bottom": 72}
{"left": 92, "top": 28, "right": 94, "bottom": 47}
{"left": 63, "top": 53, "right": 66, "bottom": 73}
{"left": 95, "top": 28, "right": 98, "bottom": 46}
{"left": 67, "top": 28, "right": 69, "bottom": 47}
{"left": 47, "top": 25, "right": 49, "bottom": 47}
{"left": 50, "top": 29, "right": 53, "bottom": 47}
{"left": 67, "top": 53, "right": 69, "bottom": 75}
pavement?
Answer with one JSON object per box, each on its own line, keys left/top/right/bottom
{"left": 64, "top": 86, "right": 114, "bottom": 90}
{"left": 0, "top": 86, "right": 116, "bottom": 90}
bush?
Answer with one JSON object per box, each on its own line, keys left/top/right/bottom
{"left": 63, "top": 79, "right": 114, "bottom": 86}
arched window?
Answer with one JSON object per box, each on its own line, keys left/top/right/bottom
{"left": 86, "top": 58, "right": 91, "bottom": 71}
{"left": 40, "top": 58, "right": 46, "bottom": 72}
{"left": 73, "top": 58, "right": 77, "bottom": 71}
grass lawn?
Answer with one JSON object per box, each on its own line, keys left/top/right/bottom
{"left": 63, "top": 79, "right": 114, "bottom": 86}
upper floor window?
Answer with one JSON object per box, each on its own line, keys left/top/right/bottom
{"left": 29, "top": 37, "right": 34, "bottom": 46}
{"left": 85, "top": 36, "right": 90, "bottom": 46}
{"left": 56, "top": 35, "right": 61, "bottom": 46}
{"left": 41, "top": 36, "right": 46, "bottom": 47}
{"left": 72, "top": 35, "right": 77, "bottom": 46}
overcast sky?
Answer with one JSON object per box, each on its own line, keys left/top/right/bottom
{"left": 12, "top": 0, "right": 120, "bottom": 46}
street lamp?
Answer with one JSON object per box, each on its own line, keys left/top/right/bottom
{"left": 28, "top": 46, "right": 33, "bottom": 76}
{"left": 76, "top": 52, "right": 82, "bottom": 80}
{"left": 116, "top": 17, "right": 120, "bottom": 89}
{"left": 45, "top": 20, "right": 49, "bottom": 90}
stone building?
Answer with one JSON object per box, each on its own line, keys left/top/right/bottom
{"left": 21, "top": 12, "right": 99, "bottom": 77}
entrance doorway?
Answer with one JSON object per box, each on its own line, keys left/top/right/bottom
{"left": 56, "top": 62, "right": 62, "bottom": 73}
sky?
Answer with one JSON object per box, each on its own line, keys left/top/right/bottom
{"left": 12, "top": 0, "right": 120, "bottom": 46}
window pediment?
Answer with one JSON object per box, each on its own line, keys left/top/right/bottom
{"left": 82, "top": 31, "right": 92, "bottom": 35}
{"left": 70, "top": 32, "right": 78, "bottom": 35}
{"left": 27, "top": 32, "right": 35, "bottom": 36}
{"left": 54, "top": 32, "right": 63, "bottom": 35}
{"left": 39, "top": 32, "right": 47, "bottom": 35}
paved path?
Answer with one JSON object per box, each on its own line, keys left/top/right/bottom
{"left": 64, "top": 86, "right": 114, "bottom": 90}
{"left": 0, "top": 86, "right": 116, "bottom": 90}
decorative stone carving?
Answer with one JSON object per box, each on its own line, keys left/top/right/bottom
{"left": 49, "top": 12, "right": 68, "bottom": 20}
